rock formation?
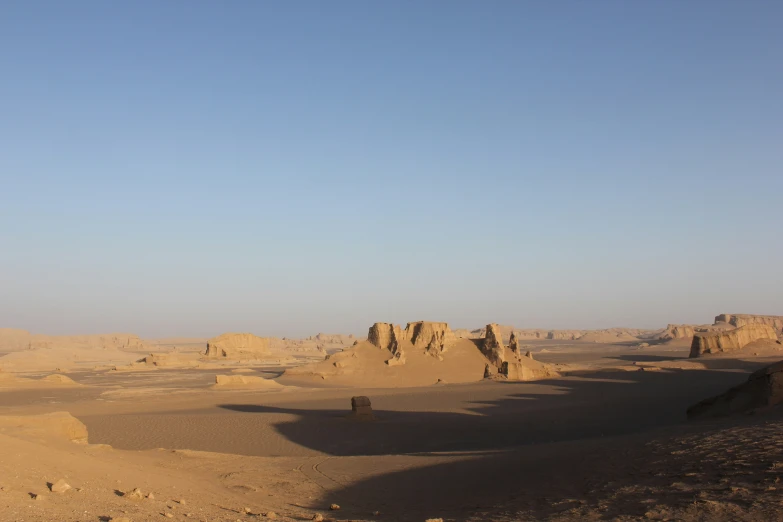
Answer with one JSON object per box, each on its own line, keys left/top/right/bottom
{"left": 659, "top": 324, "right": 697, "bottom": 340}
{"left": 367, "top": 323, "right": 403, "bottom": 353}
{"left": 369, "top": 321, "right": 454, "bottom": 359}
{"left": 401, "top": 321, "right": 454, "bottom": 354}
{"left": 716, "top": 314, "right": 783, "bottom": 334}
{"left": 350, "top": 396, "right": 374, "bottom": 420}
{"left": 500, "top": 358, "right": 558, "bottom": 381}
{"left": 481, "top": 324, "right": 505, "bottom": 366}
{"left": 687, "top": 360, "right": 783, "bottom": 419}
{"left": 689, "top": 324, "right": 778, "bottom": 358}
{"left": 508, "top": 332, "right": 520, "bottom": 355}
{"left": 204, "top": 333, "right": 270, "bottom": 358}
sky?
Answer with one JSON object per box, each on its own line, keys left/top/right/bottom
{"left": 1, "top": 1, "right": 782, "bottom": 338}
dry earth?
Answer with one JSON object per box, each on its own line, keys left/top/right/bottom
{"left": 1, "top": 328, "right": 783, "bottom": 521}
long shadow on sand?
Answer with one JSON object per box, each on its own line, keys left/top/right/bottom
{"left": 220, "top": 364, "right": 771, "bottom": 520}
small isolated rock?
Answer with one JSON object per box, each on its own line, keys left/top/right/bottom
{"left": 30, "top": 492, "right": 44, "bottom": 501}
{"left": 109, "top": 518, "right": 132, "bottom": 522}
{"left": 147, "top": 492, "right": 155, "bottom": 500}
{"left": 264, "top": 512, "right": 277, "bottom": 519}
{"left": 50, "top": 479, "right": 71, "bottom": 493}
{"left": 126, "top": 488, "right": 144, "bottom": 500}
{"left": 176, "top": 498, "right": 186, "bottom": 505}
{"left": 373, "top": 511, "right": 381, "bottom": 516}
{"left": 164, "top": 513, "right": 174, "bottom": 519}
{"left": 425, "top": 519, "right": 444, "bottom": 522}
{"left": 312, "top": 514, "right": 324, "bottom": 522}
{"left": 330, "top": 503, "right": 341, "bottom": 510}
{"left": 243, "top": 507, "right": 252, "bottom": 514}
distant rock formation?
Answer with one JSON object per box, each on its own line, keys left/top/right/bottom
{"left": 687, "top": 360, "right": 783, "bottom": 419}
{"left": 367, "top": 323, "right": 403, "bottom": 353}
{"left": 689, "top": 324, "right": 778, "bottom": 358}
{"left": 481, "top": 324, "right": 505, "bottom": 366}
{"left": 659, "top": 324, "right": 698, "bottom": 340}
{"left": 508, "top": 332, "right": 520, "bottom": 355}
{"left": 369, "top": 321, "right": 454, "bottom": 359}
{"left": 401, "top": 321, "right": 454, "bottom": 354}
{"left": 205, "top": 333, "right": 270, "bottom": 358}
{"left": 500, "top": 358, "right": 558, "bottom": 381}
{"left": 716, "top": 314, "right": 783, "bottom": 334}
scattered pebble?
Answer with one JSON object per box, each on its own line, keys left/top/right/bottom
{"left": 312, "top": 514, "right": 324, "bottom": 522}
{"left": 50, "top": 479, "right": 71, "bottom": 494}
{"left": 30, "top": 492, "right": 44, "bottom": 501}
{"left": 425, "top": 519, "right": 444, "bottom": 522}
{"left": 264, "top": 512, "right": 277, "bottom": 519}
{"left": 109, "top": 518, "right": 132, "bottom": 522}
{"left": 176, "top": 498, "right": 186, "bottom": 505}
{"left": 373, "top": 511, "right": 381, "bottom": 516}
{"left": 163, "top": 513, "right": 174, "bottom": 519}
{"left": 147, "top": 493, "right": 155, "bottom": 500}
{"left": 330, "top": 503, "right": 340, "bottom": 511}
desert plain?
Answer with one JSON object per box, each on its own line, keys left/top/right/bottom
{"left": 2, "top": 314, "right": 783, "bottom": 522}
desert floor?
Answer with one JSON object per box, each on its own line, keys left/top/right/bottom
{"left": 2, "top": 341, "right": 783, "bottom": 521}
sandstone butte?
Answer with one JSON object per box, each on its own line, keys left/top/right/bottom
{"left": 367, "top": 321, "right": 454, "bottom": 356}
{"left": 689, "top": 324, "right": 778, "bottom": 358}
{"left": 204, "top": 333, "right": 270, "bottom": 358}
{"left": 715, "top": 314, "right": 783, "bottom": 334}
{"left": 481, "top": 323, "right": 506, "bottom": 366}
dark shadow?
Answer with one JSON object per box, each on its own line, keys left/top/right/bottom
{"left": 610, "top": 354, "right": 688, "bottom": 362}
{"left": 215, "top": 366, "right": 773, "bottom": 520}
{"left": 220, "top": 368, "right": 750, "bottom": 457}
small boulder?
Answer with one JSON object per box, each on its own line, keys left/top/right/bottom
{"left": 49, "top": 479, "right": 71, "bottom": 494}
{"left": 312, "top": 514, "right": 324, "bottom": 522}
{"left": 330, "top": 503, "right": 341, "bottom": 510}
{"left": 125, "top": 488, "right": 144, "bottom": 500}
{"left": 351, "top": 396, "right": 374, "bottom": 420}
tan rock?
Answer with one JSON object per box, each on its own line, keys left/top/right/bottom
{"left": 501, "top": 358, "right": 558, "bottom": 381}
{"left": 689, "top": 324, "right": 778, "bottom": 358}
{"left": 0, "top": 412, "right": 88, "bottom": 443}
{"left": 351, "top": 396, "right": 374, "bottom": 420}
{"left": 204, "top": 333, "right": 270, "bottom": 358}
{"left": 312, "top": 514, "right": 324, "bottom": 522}
{"left": 508, "top": 332, "right": 520, "bottom": 355}
{"left": 367, "top": 323, "right": 402, "bottom": 353}
{"left": 401, "top": 321, "right": 454, "bottom": 354}
{"left": 481, "top": 324, "right": 505, "bottom": 366}
{"left": 49, "top": 479, "right": 71, "bottom": 493}
{"left": 125, "top": 487, "right": 144, "bottom": 500}
{"left": 329, "top": 503, "right": 340, "bottom": 510}
{"left": 716, "top": 314, "right": 783, "bottom": 334}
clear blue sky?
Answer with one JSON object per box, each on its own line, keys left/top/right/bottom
{"left": 1, "top": 1, "right": 781, "bottom": 338}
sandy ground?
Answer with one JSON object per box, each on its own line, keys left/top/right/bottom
{"left": 1, "top": 340, "right": 783, "bottom": 521}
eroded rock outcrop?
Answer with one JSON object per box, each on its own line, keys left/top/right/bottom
{"left": 687, "top": 360, "right": 783, "bottom": 419}
{"left": 659, "top": 324, "right": 697, "bottom": 340}
{"left": 500, "top": 358, "right": 558, "bottom": 381}
{"left": 689, "top": 324, "right": 778, "bottom": 358}
{"left": 716, "top": 314, "right": 783, "bottom": 334}
{"left": 367, "top": 323, "right": 403, "bottom": 353}
{"left": 205, "top": 333, "right": 270, "bottom": 358}
{"left": 481, "top": 324, "right": 505, "bottom": 366}
{"left": 369, "top": 321, "right": 454, "bottom": 359}
{"left": 401, "top": 321, "right": 454, "bottom": 354}
{"left": 509, "top": 332, "right": 520, "bottom": 355}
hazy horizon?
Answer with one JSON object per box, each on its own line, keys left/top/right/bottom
{"left": 2, "top": 2, "right": 781, "bottom": 338}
